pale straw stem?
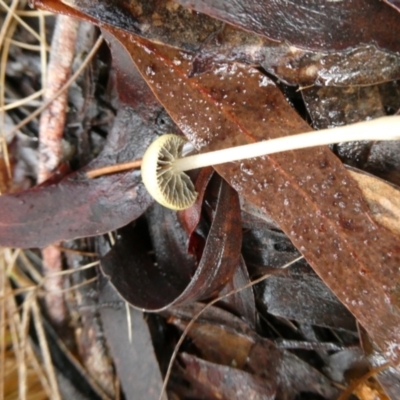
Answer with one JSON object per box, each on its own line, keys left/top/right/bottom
{"left": 172, "top": 116, "right": 400, "bottom": 172}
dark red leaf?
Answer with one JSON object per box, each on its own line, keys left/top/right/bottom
{"left": 217, "top": 256, "right": 256, "bottom": 329}
{"left": 177, "top": 0, "right": 400, "bottom": 53}
{"left": 168, "top": 303, "right": 340, "bottom": 399}
{"left": 0, "top": 106, "right": 154, "bottom": 248}
{"left": 181, "top": 353, "right": 277, "bottom": 400}
{"left": 35, "top": 0, "right": 400, "bottom": 88}
{"left": 101, "top": 179, "right": 242, "bottom": 310}
{"left": 191, "top": 23, "right": 400, "bottom": 87}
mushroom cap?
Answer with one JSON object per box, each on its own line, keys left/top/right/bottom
{"left": 141, "top": 134, "right": 198, "bottom": 210}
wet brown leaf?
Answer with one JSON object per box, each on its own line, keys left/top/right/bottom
{"left": 258, "top": 262, "right": 356, "bottom": 331}
{"left": 302, "top": 86, "right": 386, "bottom": 130}
{"left": 383, "top": 0, "right": 400, "bottom": 12}
{"left": 100, "top": 179, "right": 242, "bottom": 311}
{"left": 167, "top": 303, "right": 340, "bottom": 399}
{"left": 192, "top": 24, "right": 400, "bottom": 87}
{"left": 101, "top": 30, "right": 400, "bottom": 367}
{"left": 181, "top": 353, "right": 277, "bottom": 400}
{"left": 176, "top": 0, "right": 400, "bottom": 53}
{"left": 349, "top": 170, "right": 400, "bottom": 238}
{"left": 0, "top": 106, "right": 154, "bottom": 248}
{"left": 35, "top": 0, "right": 400, "bottom": 88}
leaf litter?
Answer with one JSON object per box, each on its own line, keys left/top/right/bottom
{"left": 2, "top": 0, "right": 400, "bottom": 398}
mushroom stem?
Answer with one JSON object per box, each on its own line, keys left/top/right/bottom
{"left": 86, "top": 159, "right": 142, "bottom": 178}
{"left": 172, "top": 116, "right": 400, "bottom": 172}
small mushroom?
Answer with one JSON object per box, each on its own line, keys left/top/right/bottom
{"left": 140, "top": 116, "right": 400, "bottom": 209}
{"left": 88, "top": 116, "right": 400, "bottom": 210}
{"left": 141, "top": 134, "right": 197, "bottom": 210}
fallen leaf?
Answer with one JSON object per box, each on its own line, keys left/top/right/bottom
{"left": 181, "top": 353, "right": 277, "bottom": 400}
{"left": 302, "top": 85, "right": 386, "bottom": 130}
{"left": 167, "top": 303, "right": 340, "bottom": 399}
{"left": 0, "top": 106, "right": 155, "bottom": 248}
{"left": 99, "top": 282, "right": 167, "bottom": 400}
{"left": 349, "top": 170, "right": 400, "bottom": 237}
{"left": 17, "top": 0, "right": 400, "bottom": 369}
{"left": 192, "top": 24, "right": 400, "bottom": 87}
{"left": 176, "top": 0, "right": 400, "bottom": 53}
{"left": 100, "top": 178, "right": 242, "bottom": 310}
{"left": 258, "top": 262, "right": 357, "bottom": 331}
{"left": 104, "top": 30, "right": 400, "bottom": 367}
{"left": 35, "top": 0, "right": 400, "bottom": 88}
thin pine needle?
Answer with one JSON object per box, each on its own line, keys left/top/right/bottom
{"left": 0, "top": 250, "right": 7, "bottom": 398}
{"left": 25, "top": 344, "right": 53, "bottom": 399}
{"left": 54, "top": 246, "right": 98, "bottom": 257}
{"left": 38, "top": 9, "right": 47, "bottom": 89}
{"left": 31, "top": 299, "right": 61, "bottom": 400}
{"left": 0, "top": 0, "right": 43, "bottom": 43}
{"left": 5, "top": 35, "right": 104, "bottom": 139}
{"left": 14, "top": 9, "right": 53, "bottom": 17}
{"left": 0, "top": 0, "right": 19, "bottom": 51}
{"left": 0, "top": 7, "right": 17, "bottom": 178}
{"left": 0, "top": 89, "right": 44, "bottom": 112}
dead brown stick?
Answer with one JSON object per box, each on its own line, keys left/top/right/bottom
{"left": 38, "top": 15, "right": 79, "bottom": 182}
{"left": 86, "top": 159, "right": 142, "bottom": 179}
{"left": 38, "top": 15, "right": 79, "bottom": 329}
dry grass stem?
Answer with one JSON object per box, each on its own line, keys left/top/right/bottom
{"left": 14, "top": 9, "right": 53, "bottom": 17}
{"left": 7, "top": 38, "right": 49, "bottom": 51}
{"left": 31, "top": 299, "right": 61, "bottom": 400}
{"left": 125, "top": 302, "right": 132, "bottom": 344}
{"left": 0, "top": 0, "right": 19, "bottom": 50}
{"left": 0, "top": 0, "right": 43, "bottom": 43}
{"left": 54, "top": 246, "right": 98, "bottom": 257}
{"left": 0, "top": 251, "right": 6, "bottom": 398}
{"left": 38, "top": 10, "right": 47, "bottom": 89}
{"left": 4, "top": 35, "right": 103, "bottom": 144}
{"left": 0, "top": 4, "right": 102, "bottom": 399}
{"left": 0, "top": 89, "right": 45, "bottom": 112}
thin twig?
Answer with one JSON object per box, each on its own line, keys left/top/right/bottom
{"left": 38, "top": 15, "right": 79, "bottom": 182}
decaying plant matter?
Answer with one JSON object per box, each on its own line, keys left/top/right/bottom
{"left": 2, "top": 0, "right": 400, "bottom": 399}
